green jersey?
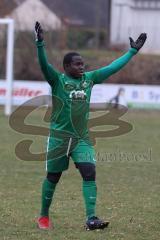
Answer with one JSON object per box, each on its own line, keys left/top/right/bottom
{"left": 36, "top": 41, "right": 137, "bottom": 139}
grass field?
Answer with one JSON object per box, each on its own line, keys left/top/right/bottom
{"left": 0, "top": 108, "right": 160, "bottom": 240}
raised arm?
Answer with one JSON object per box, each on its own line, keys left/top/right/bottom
{"left": 35, "top": 22, "right": 59, "bottom": 86}
{"left": 88, "top": 33, "right": 147, "bottom": 84}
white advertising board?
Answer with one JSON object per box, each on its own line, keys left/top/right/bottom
{"left": 0, "top": 80, "right": 49, "bottom": 105}
{"left": 91, "top": 84, "right": 160, "bottom": 109}
{"left": 0, "top": 80, "right": 160, "bottom": 109}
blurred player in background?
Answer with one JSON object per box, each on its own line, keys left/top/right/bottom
{"left": 108, "top": 87, "right": 127, "bottom": 109}
{"left": 35, "top": 21, "right": 147, "bottom": 231}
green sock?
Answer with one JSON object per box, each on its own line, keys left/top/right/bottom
{"left": 40, "top": 178, "right": 57, "bottom": 217}
{"left": 82, "top": 180, "right": 97, "bottom": 219}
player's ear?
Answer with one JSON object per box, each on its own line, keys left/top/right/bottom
{"left": 64, "top": 63, "right": 70, "bottom": 70}
{"left": 63, "top": 64, "right": 67, "bottom": 72}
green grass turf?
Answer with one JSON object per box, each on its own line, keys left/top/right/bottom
{"left": 0, "top": 107, "right": 160, "bottom": 240}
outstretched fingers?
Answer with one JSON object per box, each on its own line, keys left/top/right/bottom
{"left": 35, "top": 21, "right": 41, "bottom": 33}
{"left": 136, "top": 33, "right": 147, "bottom": 43}
{"left": 129, "top": 37, "right": 134, "bottom": 44}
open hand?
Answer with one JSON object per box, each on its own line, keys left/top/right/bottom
{"left": 35, "top": 21, "right": 43, "bottom": 42}
{"left": 129, "top": 33, "right": 147, "bottom": 51}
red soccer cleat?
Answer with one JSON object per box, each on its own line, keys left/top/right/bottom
{"left": 37, "top": 216, "right": 53, "bottom": 230}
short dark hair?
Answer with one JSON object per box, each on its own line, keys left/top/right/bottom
{"left": 63, "top": 52, "right": 80, "bottom": 69}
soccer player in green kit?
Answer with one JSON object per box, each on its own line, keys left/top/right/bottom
{"left": 35, "top": 21, "right": 147, "bottom": 230}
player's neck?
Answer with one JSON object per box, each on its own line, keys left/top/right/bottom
{"left": 65, "top": 72, "right": 83, "bottom": 80}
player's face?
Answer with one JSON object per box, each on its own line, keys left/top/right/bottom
{"left": 66, "top": 55, "right": 85, "bottom": 78}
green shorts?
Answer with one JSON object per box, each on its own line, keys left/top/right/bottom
{"left": 46, "top": 135, "right": 96, "bottom": 173}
